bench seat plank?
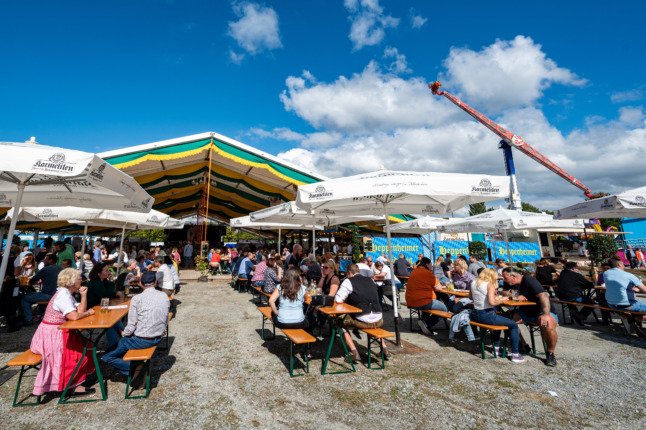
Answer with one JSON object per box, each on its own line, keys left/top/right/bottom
{"left": 123, "top": 346, "right": 156, "bottom": 362}
{"left": 7, "top": 350, "right": 42, "bottom": 367}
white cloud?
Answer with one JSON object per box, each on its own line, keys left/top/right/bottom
{"left": 383, "top": 47, "right": 411, "bottom": 74}
{"left": 228, "top": 2, "right": 282, "bottom": 55}
{"left": 409, "top": 8, "right": 427, "bottom": 29}
{"left": 345, "top": 0, "right": 399, "bottom": 50}
{"left": 229, "top": 50, "right": 245, "bottom": 64}
{"left": 247, "top": 127, "right": 304, "bottom": 141}
{"left": 279, "top": 62, "right": 456, "bottom": 132}
{"left": 611, "top": 88, "right": 643, "bottom": 103}
{"left": 271, "top": 35, "right": 646, "bottom": 210}
{"left": 442, "top": 35, "right": 587, "bottom": 113}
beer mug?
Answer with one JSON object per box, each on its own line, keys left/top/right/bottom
{"left": 100, "top": 298, "right": 110, "bottom": 313}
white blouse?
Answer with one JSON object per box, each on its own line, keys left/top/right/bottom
{"left": 53, "top": 288, "right": 79, "bottom": 316}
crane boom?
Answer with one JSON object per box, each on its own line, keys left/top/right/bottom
{"left": 429, "top": 81, "right": 594, "bottom": 198}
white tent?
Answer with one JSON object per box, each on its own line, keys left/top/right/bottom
{"left": 554, "top": 186, "right": 646, "bottom": 219}
{"left": 387, "top": 216, "right": 449, "bottom": 234}
{"left": 230, "top": 215, "right": 323, "bottom": 252}
{"left": 250, "top": 201, "right": 385, "bottom": 254}
{"left": 296, "top": 170, "right": 510, "bottom": 345}
{"left": 6, "top": 206, "right": 184, "bottom": 274}
{"left": 0, "top": 141, "right": 153, "bottom": 289}
{"left": 438, "top": 208, "right": 586, "bottom": 261}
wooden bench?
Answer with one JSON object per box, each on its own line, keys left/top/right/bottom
{"left": 123, "top": 346, "right": 156, "bottom": 399}
{"left": 7, "top": 350, "right": 42, "bottom": 407}
{"left": 551, "top": 298, "right": 646, "bottom": 337}
{"left": 360, "top": 328, "right": 395, "bottom": 369}
{"left": 469, "top": 321, "right": 509, "bottom": 359}
{"left": 258, "top": 306, "right": 275, "bottom": 340}
{"left": 281, "top": 328, "right": 316, "bottom": 377}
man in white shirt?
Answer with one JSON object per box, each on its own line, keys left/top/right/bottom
{"left": 356, "top": 257, "right": 374, "bottom": 278}
{"left": 154, "top": 256, "right": 175, "bottom": 297}
{"left": 332, "top": 243, "right": 339, "bottom": 254}
{"left": 346, "top": 243, "right": 353, "bottom": 255}
{"left": 334, "top": 264, "right": 389, "bottom": 362}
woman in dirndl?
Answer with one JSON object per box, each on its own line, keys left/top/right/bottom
{"left": 30, "top": 268, "right": 96, "bottom": 396}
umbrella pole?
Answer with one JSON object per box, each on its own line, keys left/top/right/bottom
{"left": 383, "top": 203, "right": 401, "bottom": 346}
{"left": 0, "top": 183, "right": 26, "bottom": 295}
{"left": 503, "top": 231, "right": 512, "bottom": 265}
{"left": 116, "top": 225, "right": 126, "bottom": 277}
{"left": 277, "top": 228, "right": 281, "bottom": 253}
{"left": 79, "top": 222, "right": 88, "bottom": 274}
{"left": 312, "top": 213, "right": 316, "bottom": 257}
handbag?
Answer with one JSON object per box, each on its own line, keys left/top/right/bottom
{"left": 310, "top": 295, "right": 334, "bottom": 307}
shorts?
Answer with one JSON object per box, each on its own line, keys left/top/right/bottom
{"left": 516, "top": 308, "right": 559, "bottom": 325}
{"left": 341, "top": 316, "right": 383, "bottom": 330}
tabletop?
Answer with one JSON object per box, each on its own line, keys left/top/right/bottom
{"left": 436, "top": 288, "right": 471, "bottom": 298}
{"left": 318, "top": 302, "right": 362, "bottom": 316}
{"left": 59, "top": 304, "right": 129, "bottom": 330}
{"left": 501, "top": 299, "right": 536, "bottom": 307}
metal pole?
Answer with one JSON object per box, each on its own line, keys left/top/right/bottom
{"left": 0, "top": 183, "right": 26, "bottom": 295}
{"left": 312, "top": 213, "right": 316, "bottom": 257}
{"left": 116, "top": 225, "right": 126, "bottom": 277}
{"left": 204, "top": 141, "right": 214, "bottom": 243}
{"left": 79, "top": 222, "right": 88, "bottom": 274}
{"left": 383, "top": 203, "right": 401, "bottom": 346}
{"left": 277, "top": 228, "right": 281, "bottom": 253}
{"left": 503, "top": 230, "right": 512, "bottom": 264}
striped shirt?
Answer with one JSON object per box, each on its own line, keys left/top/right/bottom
{"left": 123, "top": 287, "right": 170, "bottom": 338}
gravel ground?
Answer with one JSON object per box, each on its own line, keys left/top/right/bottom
{"left": 1, "top": 277, "right": 645, "bottom": 430}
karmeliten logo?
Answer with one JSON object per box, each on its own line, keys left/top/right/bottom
{"left": 32, "top": 153, "right": 75, "bottom": 173}
{"left": 472, "top": 178, "right": 500, "bottom": 194}
{"left": 38, "top": 208, "right": 58, "bottom": 219}
{"left": 309, "top": 185, "right": 332, "bottom": 199}
{"left": 89, "top": 163, "right": 106, "bottom": 181}
{"left": 421, "top": 205, "right": 439, "bottom": 214}
{"left": 146, "top": 215, "right": 161, "bottom": 224}
{"left": 629, "top": 195, "right": 646, "bottom": 207}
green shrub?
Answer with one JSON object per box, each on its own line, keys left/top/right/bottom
{"left": 587, "top": 235, "right": 618, "bottom": 265}
{"left": 468, "top": 241, "right": 487, "bottom": 261}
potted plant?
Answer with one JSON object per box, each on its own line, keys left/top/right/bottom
{"left": 194, "top": 255, "right": 209, "bottom": 282}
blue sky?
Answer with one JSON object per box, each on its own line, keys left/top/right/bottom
{"left": 1, "top": 1, "right": 645, "bottom": 209}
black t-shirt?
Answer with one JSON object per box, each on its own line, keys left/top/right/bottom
{"left": 518, "top": 275, "right": 555, "bottom": 317}
{"left": 556, "top": 269, "right": 593, "bottom": 301}
{"left": 394, "top": 258, "right": 410, "bottom": 277}
{"left": 535, "top": 265, "right": 556, "bottom": 285}
{"left": 440, "top": 261, "right": 451, "bottom": 274}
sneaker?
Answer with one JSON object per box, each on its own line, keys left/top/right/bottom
{"left": 545, "top": 353, "right": 557, "bottom": 367}
{"left": 511, "top": 353, "right": 525, "bottom": 363}
{"left": 418, "top": 320, "right": 432, "bottom": 335}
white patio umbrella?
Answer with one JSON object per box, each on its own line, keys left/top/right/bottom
{"left": 438, "top": 208, "right": 586, "bottom": 262}
{"left": 250, "top": 201, "right": 385, "bottom": 254}
{"left": 296, "top": 170, "right": 510, "bottom": 345}
{"left": 230, "top": 215, "right": 323, "bottom": 252}
{"left": 6, "top": 207, "right": 183, "bottom": 275}
{"left": 0, "top": 141, "right": 153, "bottom": 290}
{"left": 554, "top": 186, "right": 646, "bottom": 219}
{"left": 388, "top": 216, "right": 449, "bottom": 259}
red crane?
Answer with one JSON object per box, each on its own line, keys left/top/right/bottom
{"left": 429, "top": 81, "right": 594, "bottom": 201}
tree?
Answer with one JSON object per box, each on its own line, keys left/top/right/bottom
{"left": 468, "top": 241, "right": 487, "bottom": 260}
{"left": 127, "top": 229, "right": 165, "bottom": 242}
{"left": 469, "top": 203, "right": 486, "bottom": 216}
{"left": 222, "top": 227, "right": 261, "bottom": 242}
{"left": 587, "top": 234, "right": 618, "bottom": 265}
{"left": 520, "top": 201, "right": 553, "bottom": 214}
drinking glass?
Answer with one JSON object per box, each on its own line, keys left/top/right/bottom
{"left": 100, "top": 298, "right": 110, "bottom": 313}
{"left": 511, "top": 289, "right": 519, "bottom": 300}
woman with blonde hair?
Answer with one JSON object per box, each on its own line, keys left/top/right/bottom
{"left": 318, "top": 259, "right": 340, "bottom": 296}
{"left": 30, "top": 268, "right": 96, "bottom": 396}
{"left": 470, "top": 268, "right": 524, "bottom": 363}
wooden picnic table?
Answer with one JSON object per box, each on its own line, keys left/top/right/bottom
{"left": 58, "top": 303, "right": 129, "bottom": 403}
{"left": 436, "top": 288, "right": 470, "bottom": 298}
{"left": 317, "top": 303, "right": 361, "bottom": 375}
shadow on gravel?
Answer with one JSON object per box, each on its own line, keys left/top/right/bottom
{"left": 592, "top": 331, "right": 646, "bottom": 349}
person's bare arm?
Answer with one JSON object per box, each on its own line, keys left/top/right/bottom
{"left": 269, "top": 289, "right": 280, "bottom": 316}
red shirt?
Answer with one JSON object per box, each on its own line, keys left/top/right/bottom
{"left": 405, "top": 266, "right": 438, "bottom": 308}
